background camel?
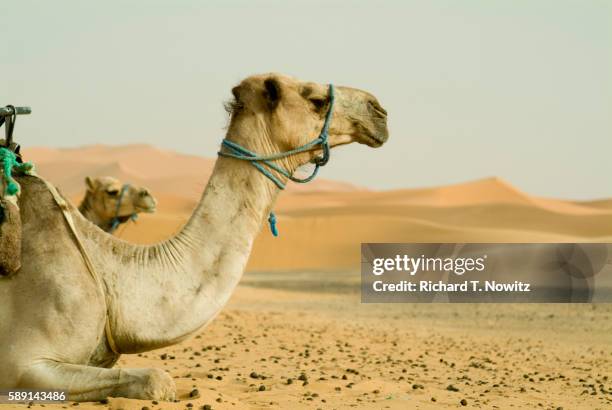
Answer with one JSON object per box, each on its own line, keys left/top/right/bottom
{"left": 0, "top": 73, "right": 388, "bottom": 401}
{"left": 78, "top": 176, "right": 157, "bottom": 233}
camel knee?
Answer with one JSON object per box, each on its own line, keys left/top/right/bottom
{"left": 125, "top": 368, "right": 176, "bottom": 401}
{"left": 142, "top": 369, "right": 176, "bottom": 401}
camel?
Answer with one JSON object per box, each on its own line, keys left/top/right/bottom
{"left": 0, "top": 73, "right": 388, "bottom": 401}
{"left": 78, "top": 176, "right": 157, "bottom": 233}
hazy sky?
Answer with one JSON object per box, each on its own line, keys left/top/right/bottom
{"left": 2, "top": 1, "right": 611, "bottom": 199}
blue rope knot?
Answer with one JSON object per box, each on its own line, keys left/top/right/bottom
{"left": 218, "top": 84, "right": 335, "bottom": 237}
{"left": 0, "top": 147, "right": 34, "bottom": 196}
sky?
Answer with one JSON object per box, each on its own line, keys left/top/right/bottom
{"left": 2, "top": 0, "right": 611, "bottom": 199}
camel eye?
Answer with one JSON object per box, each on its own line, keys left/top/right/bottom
{"left": 224, "top": 97, "right": 244, "bottom": 116}
{"left": 106, "top": 189, "right": 120, "bottom": 197}
{"left": 309, "top": 97, "right": 326, "bottom": 111}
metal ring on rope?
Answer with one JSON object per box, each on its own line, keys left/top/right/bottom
{"left": 4, "top": 105, "right": 17, "bottom": 148}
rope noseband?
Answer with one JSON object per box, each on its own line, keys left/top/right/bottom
{"left": 218, "top": 84, "right": 335, "bottom": 236}
{"left": 108, "top": 184, "right": 138, "bottom": 233}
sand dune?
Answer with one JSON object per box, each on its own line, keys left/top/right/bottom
{"left": 23, "top": 144, "right": 612, "bottom": 272}
{"left": 576, "top": 198, "right": 612, "bottom": 211}
{"left": 277, "top": 178, "right": 609, "bottom": 215}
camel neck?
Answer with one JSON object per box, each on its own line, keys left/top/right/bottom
{"left": 78, "top": 195, "right": 111, "bottom": 231}
{"left": 96, "top": 154, "right": 283, "bottom": 352}
{"left": 180, "top": 156, "right": 280, "bottom": 245}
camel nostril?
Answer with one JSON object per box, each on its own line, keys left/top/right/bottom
{"left": 368, "top": 100, "right": 387, "bottom": 118}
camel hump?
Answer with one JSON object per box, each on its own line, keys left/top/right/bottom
{"left": 0, "top": 175, "right": 73, "bottom": 277}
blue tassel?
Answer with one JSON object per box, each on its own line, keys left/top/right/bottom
{"left": 110, "top": 218, "right": 120, "bottom": 232}
{"left": 268, "top": 212, "right": 278, "bottom": 237}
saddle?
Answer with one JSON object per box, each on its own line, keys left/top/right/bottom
{"left": 0, "top": 146, "right": 35, "bottom": 276}
{"left": 0, "top": 183, "right": 22, "bottom": 276}
{"left": 0, "top": 109, "right": 29, "bottom": 276}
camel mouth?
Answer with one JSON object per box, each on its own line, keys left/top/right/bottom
{"left": 364, "top": 133, "right": 387, "bottom": 148}
{"left": 134, "top": 196, "right": 158, "bottom": 214}
{"left": 357, "top": 122, "right": 389, "bottom": 148}
{"left": 139, "top": 206, "right": 157, "bottom": 214}
{"left": 134, "top": 203, "right": 157, "bottom": 214}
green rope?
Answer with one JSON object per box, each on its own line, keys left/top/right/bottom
{"left": 0, "top": 147, "right": 34, "bottom": 196}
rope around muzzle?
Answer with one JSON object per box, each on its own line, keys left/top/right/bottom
{"left": 218, "top": 84, "right": 335, "bottom": 237}
{"left": 108, "top": 184, "right": 138, "bottom": 233}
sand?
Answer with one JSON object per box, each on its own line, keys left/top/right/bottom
{"left": 7, "top": 145, "right": 612, "bottom": 409}
{"left": 4, "top": 281, "right": 611, "bottom": 409}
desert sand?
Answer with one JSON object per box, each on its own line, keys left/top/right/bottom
{"left": 6, "top": 145, "right": 611, "bottom": 409}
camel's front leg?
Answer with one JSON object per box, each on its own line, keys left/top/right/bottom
{"left": 19, "top": 360, "right": 176, "bottom": 402}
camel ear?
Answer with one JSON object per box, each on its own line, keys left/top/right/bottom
{"left": 85, "top": 176, "right": 96, "bottom": 192}
{"left": 263, "top": 78, "right": 281, "bottom": 110}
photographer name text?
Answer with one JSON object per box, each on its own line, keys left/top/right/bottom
{"left": 372, "top": 280, "right": 531, "bottom": 292}
{"left": 370, "top": 254, "right": 531, "bottom": 293}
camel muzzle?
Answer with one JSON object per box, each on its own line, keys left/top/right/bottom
{"left": 346, "top": 93, "right": 389, "bottom": 148}
{"left": 367, "top": 98, "right": 389, "bottom": 145}
{"left": 368, "top": 122, "right": 390, "bottom": 147}
{"left": 358, "top": 115, "right": 389, "bottom": 148}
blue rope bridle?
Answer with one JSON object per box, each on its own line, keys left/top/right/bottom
{"left": 109, "top": 184, "right": 138, "bottom": 233}
{"left": 218, "top": 84, "right": 335, "bottom": 237}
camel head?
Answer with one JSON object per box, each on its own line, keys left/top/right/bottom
{"left": 224, "top": 73, "right": 389, "bottom": 170}
{"left": 81, "top": 176, "right": 157, "bottom": 230}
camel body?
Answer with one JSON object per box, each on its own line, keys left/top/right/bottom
{"left": 0, "top": 170, "right": 246, "bottom": 399}
{"left": 0, "top": 74, "right": 388, "bottom": 400}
